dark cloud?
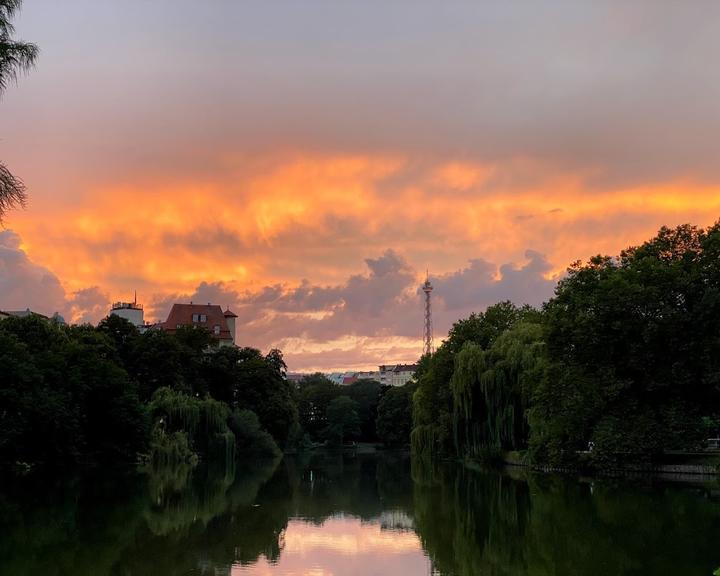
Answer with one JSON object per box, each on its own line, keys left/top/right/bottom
{"left": 0, "top": 230, "right": 110, "bottom": 323}
{"left": 6, "top": 1, "right": 720, "bottom": 194}
{"left": 148, "top": 248, "right": 557, "bottom": 368}
{"left": 0, "top": 230, "right": 66, "bottom": 315}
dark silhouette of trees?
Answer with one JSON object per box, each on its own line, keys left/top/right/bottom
{"left": 376, "top": 382, "right": 415, "bottom": 446}
{"left": 412, "top": 222, "right": 720, "bottom": 467}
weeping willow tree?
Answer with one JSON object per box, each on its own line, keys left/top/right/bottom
{"left": 411, "top": 354, "right": 454, "bottom": 459}
{"left": 0, "top": 0, "right": 38, "bottom": 221}
{"left": 451, "top": 323, "right": 546, "bottom": 458}
{"left": 411, "top": 302, "right": 542, "bottom": 459}
{"left": 149, "top": 387, "right": 235, "bottom": 466}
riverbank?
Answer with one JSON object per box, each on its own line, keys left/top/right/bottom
{"left": 502, "top": 450, "right": 720, "bottom": 478}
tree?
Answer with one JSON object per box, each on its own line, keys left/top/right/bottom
{"left": 297, "top": 373, "right": 340, "bottom": 440}
{"left": 0, "top": 0, "right": 38, "bottom": 221}
{"left": 325, "top": 396, "right": 360, "bottom": 446}
{"left": 148, "top": 387, "right": 234, "bottom": 464}
{"left": 225, "top": 347, "right": 298, "bottom": 447}
{"left": 535, "top": 222, "right": 720, "bottom": 464}
{"left": 376, "top": 383, "right": 416, "bottom": 446}
{"left": 344, "top": 379, "right": 383, "bottom": 441}
{"left": 228, "top": 409, "right": 279, "bottom": 457}
{"left": 0, "top": 316, "right": 147, "bottom": 466}
{"left": 451, "top": 322, "right": 545, "bottom": 457}
{"left": 97, "top": 314, "right": 140, "bottom": 368}
{"left": 130, "top": 330, "right": 187, "bottom": 401}
{"left": 412, "top": 302, "right": 536, "bottom": 458}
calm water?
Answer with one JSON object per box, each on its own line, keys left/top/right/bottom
{"left": 1, "top": 452, "right": 720, "bottom": 575}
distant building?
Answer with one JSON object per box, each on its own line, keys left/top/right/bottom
{"left": 0, "top": 308, "right": 65, "bottom": 324}
{"left": 320, "top": 368, "right": 418, "bottom": 387}
{"left": 378, "top": 364, "right": 418, "bottom": 387}
{"left": 2, "top": 308, "right": 49, "bottom": 320}
{"left": 355, "top": 370, "right": 381, "bottom": 381}
{"left": 327, "top": 373, "right": 346, "bottom": 386}
{"left": 160, "top": 303, "right": 237, "bottom": 347}
{"left": 322, "top": 370, "right": 392, "bottom": 385}
{"left": 110, "top": 299, "right": 145, "bottom": 328}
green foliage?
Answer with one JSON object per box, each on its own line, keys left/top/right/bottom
{"left": 411, "top": 222, "right": 720, "bottom": 467}
{"left": 297, "top": 374, "right": 387, "bottom": 444}
{"left": 0, "top": 316, "right": 148, "bottom": 466}
{"left": 0, "top": 315, "right": 289, "bottom": 470}
{"left": 451, "top": 322, "right": 545, "bottom": 456}
{"left": 376, "top": 383, "right": 416, "bottom": 446}
{"left": 97, "top": 314, "right": 140, "bottom": 367}
{"left": 344, "top": 379, "right": 384, "bottom": 441}
{"left": 148, "top": 430, "right": 198, "bottom": 467}
{"left": 148, "top": 387, "right": 235, "bottom": 463}
{"left": 174, "top": 324, "right": 215, "bottom": 352}
{"left": 297, "top": 373, "right": 341, "bottom": 439}
{"left": 214, "top": 347, "right": 297, "bottom": 447}
{"left": 527, "top": 363, "right": 602, "bottom": 465}
{"left": 412, "top": 301, "right": 536, "bottom": 458}
{"left": 325, "top": 396, "right": 361, "bottom": 446}
{"left": 228, "top": 409, "right": 280, "bottom": 458}
{"left": 534, "top": 222, "right": 720, "bottom": 464}
{"left": 130, "top": 329, "right": 188, "bottom": 400}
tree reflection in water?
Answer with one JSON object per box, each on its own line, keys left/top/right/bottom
{"left": 1, "top": 453, "right": 720, "bottom": 575}
{"left": 413, "top": 461, "right": 720, "bottom": 576}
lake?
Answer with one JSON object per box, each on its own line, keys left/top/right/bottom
{"left": 1, "top": 451, "right": 719, "bottom": 575}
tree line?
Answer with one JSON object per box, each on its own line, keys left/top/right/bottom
{"left": 3, "top": 221, "right": 720, "bottom": 471}
{"left": 412, "top": 222, "right": 720, "bottom": 467}
{"left": 0, "top": 312, "right": 415, "bottom": 470}
{"left": 0, "top": 315, "right": 298, "bottom": 467}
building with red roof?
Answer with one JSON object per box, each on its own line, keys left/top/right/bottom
{"left": 160, "top": 303, "right": 238, "bottom": 346}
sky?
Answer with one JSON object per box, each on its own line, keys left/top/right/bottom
{"left": 1, "top": 1, "right": 720, "bottom": 372}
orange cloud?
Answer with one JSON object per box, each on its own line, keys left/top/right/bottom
{"left": 5, "top": 152, "right": 720, "bottom": 366}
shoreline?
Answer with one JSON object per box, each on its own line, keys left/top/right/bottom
{"left": 500, "top": 451, "right": 720, "bottom": 481}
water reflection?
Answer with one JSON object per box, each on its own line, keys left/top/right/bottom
{"left": 1, "top": 452, "right": 719, "bottom": 575}
{"left": 233, "top": 516, "right": 429, "bottom": 576}
{"left": 414, "top": 462, "right": 720, "bottom": 576}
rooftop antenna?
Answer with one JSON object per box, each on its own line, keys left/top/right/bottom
{"left": 134, "top": 290, "right": 137, "bottom": 305}
{"left": 422, "top": 270, "right": 434, "bottom": 356}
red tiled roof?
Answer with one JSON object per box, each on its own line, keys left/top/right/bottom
{"left": 160, "top": 303, "right": 233, "bottom": 341}
{"left": 223, "top": 307, "right": 238, "bottom": 318}
{"left": 342, "top": 376, "right": 358, "bottom": 385}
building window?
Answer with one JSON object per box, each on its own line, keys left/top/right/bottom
{"left": 192, "top": 313, "right": 199, "bottom": 322}
{"left": 214, "top": 325, "right": 220, "bottom": 335}
{"left": 176, "top": 324, "right": 182, "bottom": 329}
{"left": 200, "top": 314, "right": 207, "bottom": 322}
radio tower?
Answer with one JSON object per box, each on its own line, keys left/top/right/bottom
{"left": 422, "top": 271, "right": 434, "bottom": 356}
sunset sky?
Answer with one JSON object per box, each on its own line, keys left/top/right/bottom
{"left": 2, "top": 1, "right": 720, "bottom": 371}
